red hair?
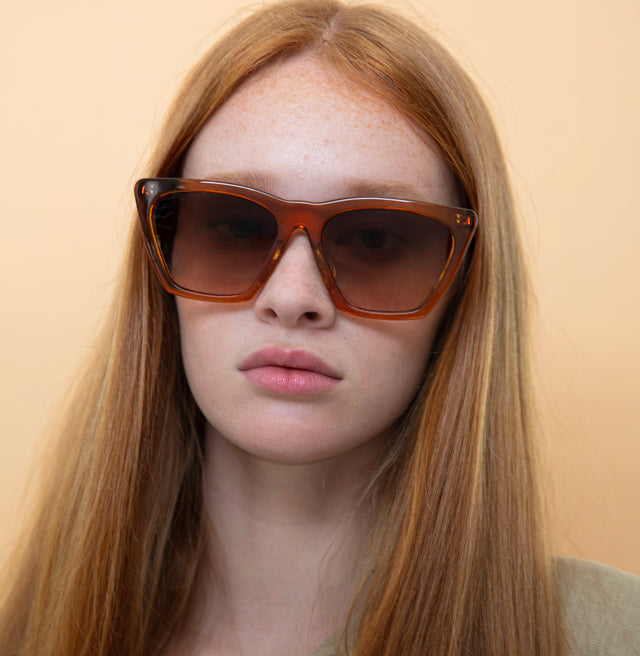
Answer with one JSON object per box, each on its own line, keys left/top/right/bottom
{"left": 1, "top": 2, "right": 562, "bottom": 654}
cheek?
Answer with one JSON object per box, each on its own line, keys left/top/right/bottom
{"left": 175, "top": 300, "right": 237, "bottom": 410}
{"left": 345, "top": 314, "right": 445, "bottom": 420}
{"left": 178, "top": 303, "right": 215, "bottom": 372}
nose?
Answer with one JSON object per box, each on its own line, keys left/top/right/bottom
{"left": 253, "top": 233, "right": 337, "bottom": 328}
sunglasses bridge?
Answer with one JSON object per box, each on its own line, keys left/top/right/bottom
{"left": 259, "top": 223, "right": 340, "bottom": 297}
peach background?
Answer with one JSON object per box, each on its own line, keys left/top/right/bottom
{"left": 1, "top": 0, "right": 638, "bottom": 575}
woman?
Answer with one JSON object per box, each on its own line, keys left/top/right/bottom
{"left": 1, "top": 1, "right": 638, "bottom": 654}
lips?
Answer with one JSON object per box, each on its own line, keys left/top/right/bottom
{"left": 239, "top": 348, "right": 341, "bottom": 395}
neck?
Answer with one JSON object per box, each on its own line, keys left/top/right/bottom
{"left": 179, "top": 429, "right": 379, "bottom": 656}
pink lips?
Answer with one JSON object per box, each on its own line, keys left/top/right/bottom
{"left": 239, "top": 348, "right": 341, "bottom": 395}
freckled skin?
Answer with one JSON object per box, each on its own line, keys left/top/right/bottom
{"left": 178, "top": 54, "right": 458, "bottom": 465}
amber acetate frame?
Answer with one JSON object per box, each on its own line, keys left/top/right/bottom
{"left": 134, "top": 178, "right": 478, "bottom": 320}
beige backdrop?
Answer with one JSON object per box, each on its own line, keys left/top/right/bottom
{"left": 1, "top": 0, "right": 638, "bottom": 575}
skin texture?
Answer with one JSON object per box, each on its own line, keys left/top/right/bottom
{"left": 179, "top": 54, "right": 458, "bottom": 467}
{"left": 171, "top": 54, "right": 460, "bottom": 655}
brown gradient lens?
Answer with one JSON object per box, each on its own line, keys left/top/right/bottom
{"left": 322, "top": 208, "right": 452, "bottom": 312}
{"left": 154, "top": 191, "right": 279, "bottom": 295}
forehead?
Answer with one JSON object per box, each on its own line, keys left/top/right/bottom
{"left": 182, "top": 54, "right": 457, "bottom": 206}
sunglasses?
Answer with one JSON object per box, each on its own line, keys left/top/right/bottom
{"left": 135, "top": 178, "right": 478, "bottom": 320}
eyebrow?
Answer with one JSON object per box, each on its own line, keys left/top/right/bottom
{"left": 200, "top": 170, "right": 276, "bottom": 191}
{"left": 199, "top": 170, "right": 426, "bottom": 202}
{"left": 339, "top": 177, "right": 427, "bottom": 201}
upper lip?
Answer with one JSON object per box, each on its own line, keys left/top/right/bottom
{"left": 239, "top": 348, "right": 342, "bottom": 379}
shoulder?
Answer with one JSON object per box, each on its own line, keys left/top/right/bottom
{"left": 311, "top": 558, "right": 639, "bottom": 656}
{"left": 554, "top": 557, "right": 640, "bottom": 655}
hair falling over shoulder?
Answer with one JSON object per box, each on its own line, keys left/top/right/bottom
{"left": 1, "top": 1, "right": 564, "bottom": 654}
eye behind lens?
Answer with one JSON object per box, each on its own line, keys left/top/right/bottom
{"left": 322, "top": 209, "right": 453, "bottom": 312}
{"left": 156, "top": 190, "right": 279, "bottom": 296}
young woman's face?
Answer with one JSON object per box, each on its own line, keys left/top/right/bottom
{"left": 178, "top": 54, "right": 460, "bottom": 465}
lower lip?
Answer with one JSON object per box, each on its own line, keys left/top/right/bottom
{"left": 242, "top": 366, "right": 340, "bottom": 395}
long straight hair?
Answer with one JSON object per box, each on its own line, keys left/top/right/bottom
{"left": 1, "top": 1, "right": 563, "bottom": 654}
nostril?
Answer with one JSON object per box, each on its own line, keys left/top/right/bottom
{"left": 252, "top": 234, "right": 337, "bottom": 327}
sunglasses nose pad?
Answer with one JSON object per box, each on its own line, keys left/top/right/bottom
{"left": 255, "top": 228, "right": 338, "bottom": 326}
{"left": 285, "top": 225, "right": 333, "bottom": 278}
{"left": 275, "top": 226, "right": 339, "bottom": 298}
{"left": 299, "top": 227, "right": 339, "bottom": 288}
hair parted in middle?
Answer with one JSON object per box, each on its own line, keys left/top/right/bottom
{"left": 1, "top": 1, "right": 562, "bottom": 655}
